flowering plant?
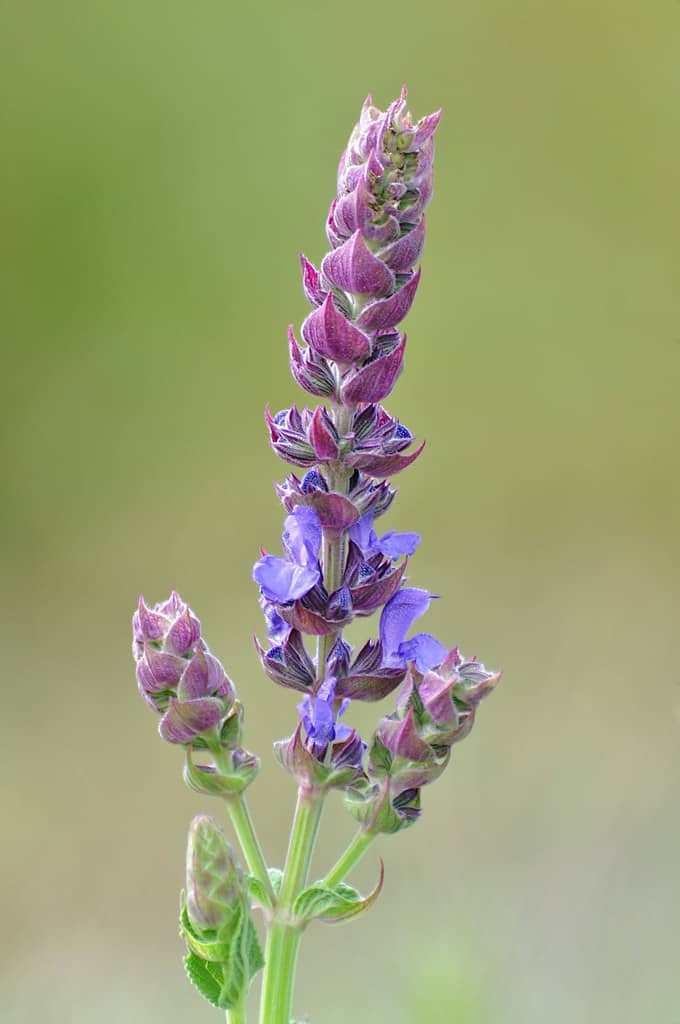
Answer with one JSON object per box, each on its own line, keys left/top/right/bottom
{"left": 131, "top": 89, "right": 500, "bottom": 1024}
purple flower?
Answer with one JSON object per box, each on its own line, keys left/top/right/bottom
{"left": 252, "top": 506, "right": 322, "bottom": 605}
{"left": 349, "top": 510, "right": 420, "bottom": 561}
{"left": 297, "top": 677, "right": 352, "bottom": 758}
{"left": 379, "top": 587, "right": 448, "bottom": 674}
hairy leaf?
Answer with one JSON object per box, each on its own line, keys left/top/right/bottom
{"left": 293, "top": 859, "right": 384, "bottom": 925}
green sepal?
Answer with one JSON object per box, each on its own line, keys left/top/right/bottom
{"left": 292, "top": 859, "right": 384, "bottom": 926}
{"left": 344, "top": 784, "right": 421, "bottom": 834}
{"left": 220, "top": 701, "right": 244, "bottom": 747}
{"left": 183, "top": 744, "right": 259, "bottom": 797}
{"left": 368, "top": 733, "right": 393, "bottom": 776}
{"left": 180, "top": 900, "right": 236, "bottom": 962}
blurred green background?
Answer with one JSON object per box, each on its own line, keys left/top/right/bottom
{"left": 2, "top": 1, "right": 679, "bottom": 1021}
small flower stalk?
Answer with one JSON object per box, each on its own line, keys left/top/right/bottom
{"left": 130, "top": 89, "right": 501, "bottom": 1024}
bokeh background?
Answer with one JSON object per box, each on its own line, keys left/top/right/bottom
{"left": 2, "top": 1, "right": 679, "bottom": 1021}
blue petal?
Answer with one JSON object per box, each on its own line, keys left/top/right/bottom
{"left": 309, "top": 696, "right": 336, "bottom": 744}
{"left": 377, "top": 530, "right": 421, "bottom": 560}
{"left": 253, "top": 555, "right": 320, "bottom": 603}
{"left": 259, "top": 596, "right": 291, "bottom": 642}
{"left": 317, "top": 676, "right": 338, "bottom": 702}
{"left": 348, "top": 512, "right": 376, "bottom": 555}
{"left": 379, "top": 587, "right": 433, "bottom": 660}
{"left": 282, "top": 506, "right": 322, "bottom": 568}
{"left": 398, "top": 632, "right": 448, "bottom": 673}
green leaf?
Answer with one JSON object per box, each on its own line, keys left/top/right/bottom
{"left": 293, "top": 859, "right": 384, "bottom": 926}
{"left": 217, "top": 905, "right": 265, "bottom": 1008}
{"left": 184, "top": 952, "right": 225, "bottom": 1008}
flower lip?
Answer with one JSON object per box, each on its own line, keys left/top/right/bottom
{"left": 379, "top": 587, "right": 447, "bottom": 674}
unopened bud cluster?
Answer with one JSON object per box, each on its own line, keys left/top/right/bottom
{"left": 132, "top": 591, "right": 258, "bottom": 793}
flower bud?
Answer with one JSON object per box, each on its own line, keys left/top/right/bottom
{"left": 185, "top": 815, "right": 244, "bottom": 934}
{"left": 254, "top": 629, "right": 316, "bottom": 694}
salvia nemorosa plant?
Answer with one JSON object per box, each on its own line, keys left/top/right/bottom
{"left": 131, "top": 89, "right": 500, "bottom": 1024}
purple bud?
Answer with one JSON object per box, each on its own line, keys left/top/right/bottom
{"left": 325, "top": 637, "right": 352, "bottom": 678}
{"left": 349, "top": 560, "right": 407, "bottom": 615}
{"left": 166, "top": 606, "right": 201, "bottom": 656}
{"left": 299, "top": 253, "right": 326, "bottom": 307}
{"left": 302, "top": 293, "right": 371, "bottom": 366}
{"left": 136, "top": 641, "right": 185, "bottom": 693}
{"left": 133, "top": 595, "right": 168, "bottom": 644}
{"left": 308, "top": 406, "right": 340, "bottom": 461}
{"left": 380, "top": 707, "right": 431, "bottom": 763}
{"left": 321, "top": 230, "right": 394, "bottom": 297}
{"left": 379, "top": 221, "right": 426, "bottom": 274}
{"left": 254, "top": 629, "right": 316, "bottom": 694}
{"left": 345, "top": 442, "right": 425, "bottom": 478}
{"left": 341, "top": 335, "right": 407, "bottom": 405}
{"left": 177, "top": 648, "right": 234, "bottom": 702}
{"left": 355, "top": 271, "right": 421, "bottom": 331}
{"left": 419, "top": 671, "right": 458, "bottom": 727}
{"left": 159, "top": 696, "right": 223, "bottom": 744}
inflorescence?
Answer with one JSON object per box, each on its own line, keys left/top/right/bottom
{"left": 131, "top": 89, "right": 500, "bottom": 1023}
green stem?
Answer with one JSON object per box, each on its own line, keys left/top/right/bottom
{"left": 226, "top": 794, "right": 275, "bottom": 907}
{"left": 208, "top": 742, "right": 275, "bottom": 906}
{"left": 323, "top": 829, "right": 376, "bottom": 889}
{"left": 258, "top": 790, "right": 324, "bottom": 1024}
{"left": 226, "top": 997, "right": 246, "bottom": 1024}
